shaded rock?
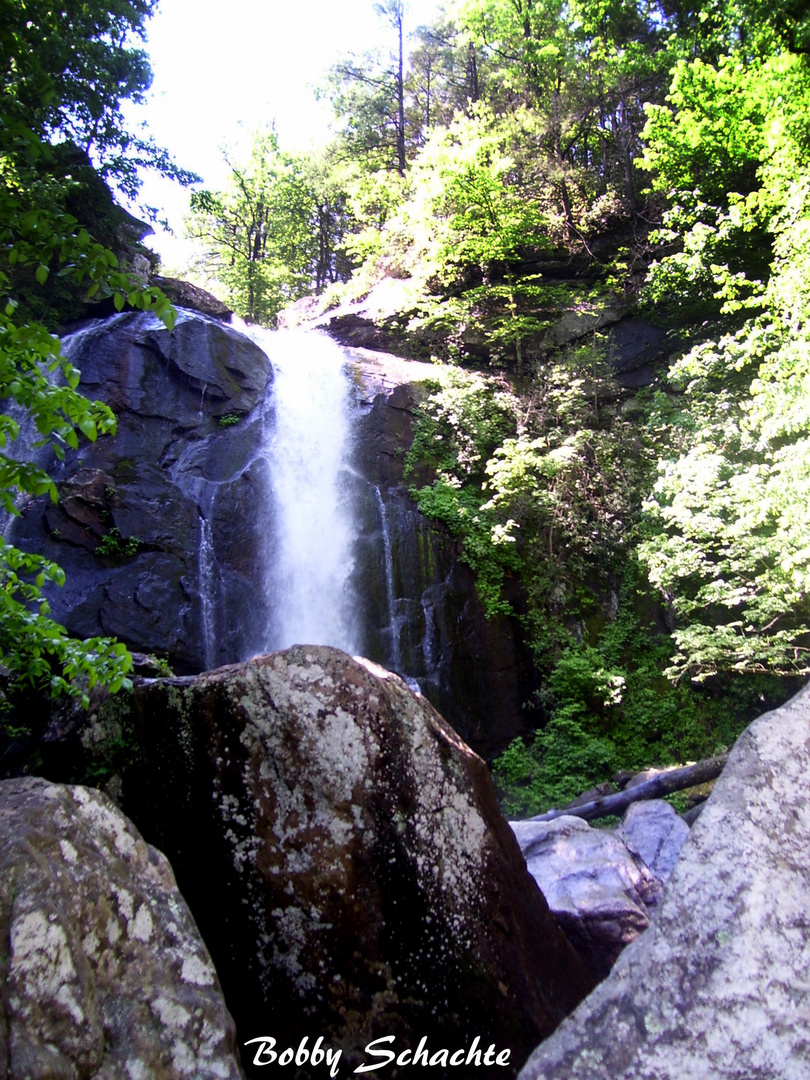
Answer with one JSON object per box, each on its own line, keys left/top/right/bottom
{"left": 518, "top": 683, "right": 810, "bottom": 1080}
{"left": 617, "top": 799, "right": 689, "bottom": 884}
{"left": 152, "top": 275, "right": 233, "bottom": 320}
{"left": 8, "top": 308, "right": 274, "bottom": 672}
{"left": 0, "top": 776, "right": 243, "bottom": 1079}
{"left": 327, "top": 310, "right": 396, "bottom": 351}
{"left": 92, "top": 646, "right": 594, "bottom": 1078}
{"left": 540, "top": 300, "right": 626, "bottom": 350}
{"left": 607, "top": 317, "right": 673, "bottom": 388}
{"left": 510, "top": 816, "right": 663, "bottom": 981}
{"left": 347, "top": 350, "right": 543, "bottom": 758}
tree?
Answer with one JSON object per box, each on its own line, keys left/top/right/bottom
{"left": 0, "top": 0, "right": 196, "bottom": 203}
{"left": 326, "top": 1, "right": 415, "bottom": 176}
{"left": 639, "top": 48, "right": 810, "bottom": 682}
{"left": 0, "top": 0, "right": 178, "bottom": 713}
{"left": 187, "top": 133, "right": 353, "bottom": 323}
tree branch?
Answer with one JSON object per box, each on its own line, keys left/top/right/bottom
{"left": 525, "top": 753, "right": 730, "bottom": 823}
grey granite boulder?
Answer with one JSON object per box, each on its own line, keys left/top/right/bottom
{"left": 617, "top": 799, "right": 689, "bottom": 884}
{"left": 0, "top": 776, "right": 243, "bottom": 1079}
{"left": 518, "top": 682, "right": 810, "bottom": 1080}
{"left": 510, "top": 816, "right": 663, "bottom": 980}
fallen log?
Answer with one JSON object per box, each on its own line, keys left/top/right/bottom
{"left": 527, "top": 753, "right": 730, "bottom": 823}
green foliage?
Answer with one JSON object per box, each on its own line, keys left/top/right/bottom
{"left": 493, "top": 561, "right": 762, "bottom": 817}
{"left": 310, "top": 0, "right": 810, "bottom": 816}
{"left": 187, "top": 132, "right": 353, "bottom": 324}
{"left": 0, "top": 4, "right": 179, "bottom": 719}
{"left": 638, "top": 47, "right": 810, "bottom": 682}
{"left": 407, "top": 338, "right": 646, "bottom": 644}
{"left": 94, "top": 528, "right": 143, "bottom": 559}
{"left": 406, "top": 369, "right": 521, "bottom": 614}
{"left": 217, "top": 412, "right": 240, "bottom": 428}
{"left": 0, "top": 539, "right": 134, "bottom": 708}
{"left": 0, "top": 0, "right": 197, "bottom": 203}
{"left": 147, "top": 653, "right": 174, "bottom": 678}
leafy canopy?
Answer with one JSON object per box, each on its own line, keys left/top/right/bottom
{"left": 0, "top": 1, "right": 178, "bottom": 713}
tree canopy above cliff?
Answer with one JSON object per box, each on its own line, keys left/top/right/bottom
{"left": 183, "top": 0, "right": 810, "bottom": 808}
{"left": 0, "top": 0, "right": 183, "bottom": 714}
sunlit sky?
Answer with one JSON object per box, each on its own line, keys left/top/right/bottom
{"left": 132, "top": 0, "right": 445, "bottom": 268}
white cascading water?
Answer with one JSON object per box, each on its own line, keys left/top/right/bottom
{"left": 198, "top": 514, "right": 218, "bottom": 668}
{"left": 374, "top": 485, "right": 403, "bottom": 672}
{"left": 247, "top": 326, "right": 361, "bottom": 655}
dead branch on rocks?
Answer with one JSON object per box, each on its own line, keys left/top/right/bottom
{"left": 528, "top": 753, "right": 730, "bottom": 823}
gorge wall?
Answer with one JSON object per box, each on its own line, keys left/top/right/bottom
{"left": 8, "top": 309, "right": 538, "bottom": 759}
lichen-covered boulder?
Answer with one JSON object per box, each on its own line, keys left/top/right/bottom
{"left": 0, "top": 776, "right": 243, "bottom": 1079}
{"left": 518, "top": 683, "right": 810, "bottom": 1080}
{"left": 510, "top": 816, "right": 663, "bottom": 980}
{"left": 93, "top": 646, "right": 593, "bottom": 1077}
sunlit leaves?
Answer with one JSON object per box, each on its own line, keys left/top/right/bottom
{"left": 186, "top": 132, "right": 348, "bottom": 324}
{"left": 639, "top": 50, "right": 810, "bottom": 681}
{"left": 0, "top": 115, "right": 176, "bottom": 709}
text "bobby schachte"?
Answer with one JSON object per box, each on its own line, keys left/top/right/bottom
{"left": 244, "top": 1035, "right": 512, "bottom": 1076}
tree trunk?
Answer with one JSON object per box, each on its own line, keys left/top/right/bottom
{"left": 526, "top": 753, "right": 730, "bottom": 824}
{"left": 396, "top": 10, "right": 406, "bottom": 175}
{"left": 467, "top": 43, "right": 479, "bottom": 102}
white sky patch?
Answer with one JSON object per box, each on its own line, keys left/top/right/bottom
{"left": 127, "top": 0, "right": 444, "bottom": 268}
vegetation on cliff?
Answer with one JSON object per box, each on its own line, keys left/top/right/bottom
{"left": 0, "top": 0, "right": 191, "bottom": 716}
{"left": 5, "top": 0, "right": 810, "bottom": 814}
{"left": 186, "top": 0, "right": 810, "bottom": 812}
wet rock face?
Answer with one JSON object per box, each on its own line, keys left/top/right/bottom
{"left": 96, "top": 646, "right": 593, "bottom": 1079}
{"left": 348, "top": 350, "right": 542, "bottom": 759}
{"left": 8, "top": 309, "right": 273, "bottom": 672}
{"left": 518, "top": 683, "right": 810, "bottom": 1080}
{"left": 0, "top": 776, "right": 243, "bottom": 1080}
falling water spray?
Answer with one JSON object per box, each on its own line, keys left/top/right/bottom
{"left": 247, "top": 327, "right": 361, "bottom": 655}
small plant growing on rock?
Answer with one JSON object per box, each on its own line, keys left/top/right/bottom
{"left": 95, "top": 528, "right": 142, "bottom": 558}
{"left": 217, "top": 413, "right": 240, "bottom": 428}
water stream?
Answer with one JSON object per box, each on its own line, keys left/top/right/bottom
{"left": 248, "top": 327, "right": 362, "bottom": 656}
{"left": 374, "top": 485, "right": 403, "bottom": 673}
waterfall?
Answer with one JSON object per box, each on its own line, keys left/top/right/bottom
{"left": 247, "top": 327, "right": 361, "bottom": 655}
{"left": 198, "top": 514, "right": 218, "bottom": 669}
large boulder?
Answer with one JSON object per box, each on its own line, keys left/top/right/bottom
{"left": 0, "top": 776, "right": 243, "bottom": 1079}
{"left": 518, "top": 683, "right": 810, "bottom": 1080}
{"left": 510, "top": 816, "right": 663, "bottom": 980}
{"left": 86, "top": 646, "right": 594, "bottom": 1077}
{"left": 9, "top": 308, "right": 273, "bottom": 672}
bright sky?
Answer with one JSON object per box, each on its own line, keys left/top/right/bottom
{"left": 133, "top": 0, "right": 445, "bottom": 269}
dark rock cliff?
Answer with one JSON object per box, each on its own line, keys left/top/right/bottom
{"left": 9, "top": 308, "right": 274, "bottom": 673}
{"left": 347, "top": 350, "right": 543, "bottom": 758}
{"left": 8, "top": 313, "right": 541, "bottom": 758}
